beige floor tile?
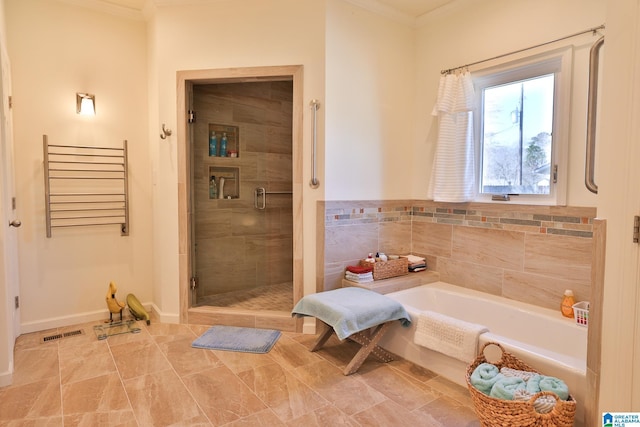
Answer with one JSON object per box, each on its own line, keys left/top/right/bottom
{"left": 4, "top": 320, "right": 481, "bottom": 426}
{"left": 11, "top": 347, "right": 59, "bottom": 387}
{"left": 0, "top": 417, "right": 64, "bottom": 426}
{"left": 268, "top": 334, "right": 324, "bottom": 371}
{"left": 387, "top": 358, "right": 438, "bottom": 383}
{"left": 286, "top": 404, "right": 360, "bottom": 427}
{"left": 59, "top": 340, "right": 116, "bottom": 385}
{"left": 357, "top": 364, "right": 440, "bottom": 411}
{"left": 182, "top": 366, "right": 267, "bottom": 426}
{"left": 123, "top": 369, "right": 206, "bottom": 426}
{"left": 213, "top": 347, "right": 276, "bottom": 374}
{"left": 223, "top": 409, "right": 286, "bottom": 427}
{"left": 238, "top": 362, "right": 327, "bottom": 422}
{"left": 13, "top": 328, "right": 59, "bottom": 351}
{"left": 414, "top": 395, "right": 481, "bottom": 427}
{"left": 155, "top": 335, "right": 223, "bottom": 377}
{"left": 63, "top": 411, "right": 137, "bottom": 427}
{"left": 109, "top": 338, "right": 172, "bottom": 380}
{"left": 0, "top": 377, "right": 61, "bottom": 421}
{"left": 292, "top": 359, "right": 386, "bottom": 415}
{"left": 351, "top": 399, "right": 440, "bottom": 426}
{"left": 61, "top": 372, "right": 130, "bottom": 416}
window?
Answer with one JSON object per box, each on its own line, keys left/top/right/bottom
{"left": 473, "top": 47, "right": 572, "bottom": 205}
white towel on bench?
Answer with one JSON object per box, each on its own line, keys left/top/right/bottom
{"left": 414, "top": 310, "right": 488, "bottom": 362}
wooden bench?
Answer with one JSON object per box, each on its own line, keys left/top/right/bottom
{"left": 291, "top": 287, "right": 411, "bottom": 375}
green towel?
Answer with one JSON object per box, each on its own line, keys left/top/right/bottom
{"left": 539, "top": 376, "right": 569, "bottom": 400}
{"left": 489, "top": 376, "right": 526, "bottom": 400}
{"left": 470, "top": 363, "right": 502, "bottom": 395}
{"left": 526, "top": 374, "right": 542, "bottom": 394}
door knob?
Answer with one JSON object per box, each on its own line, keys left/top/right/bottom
{"left": 9, "top": 220, "right": 21, "bottom": 227}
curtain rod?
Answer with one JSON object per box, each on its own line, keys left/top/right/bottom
{"left": 440, "top": 24, "right": 605, "bottom": 75}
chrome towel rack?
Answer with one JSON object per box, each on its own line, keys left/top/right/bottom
{"left": 43, "top": 135, "right": 129, "bottom": 237}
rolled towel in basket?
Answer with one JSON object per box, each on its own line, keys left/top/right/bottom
{"left": 526, "top": 374, "right": 542, "bottom": 394}
{"left": 539, "top": 375, "right": 569, "bottom": 400}
{"left": 513, "top": 389, "right": 557, "bottom": 414}
{"left": 470, "top": 363, "right": 502, "bottom": 395}
{"left": 500, "top": 366, "right": 537, "bottom": 381}
{"left": 489, "top": 376, "right": 526, "bottom": 400}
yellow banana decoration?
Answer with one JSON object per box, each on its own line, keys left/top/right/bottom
{"left": 126, "top": 293, "right": 150, "bottom": 325}
{"left": 105, "top": 281, "right": 125, "bottom": 322}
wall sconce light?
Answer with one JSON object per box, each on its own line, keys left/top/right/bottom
{"left": 76, "top": 93, "right": 95, "bottom": 115}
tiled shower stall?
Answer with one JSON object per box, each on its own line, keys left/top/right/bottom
{"left": 191, "top": 81, "right": 294, "bottom": 308}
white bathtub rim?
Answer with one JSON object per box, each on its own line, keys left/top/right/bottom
{"left": 388, "top": 281, "right": 587, "bottom": 374}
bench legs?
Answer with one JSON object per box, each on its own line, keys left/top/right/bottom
{"left": 311, "top": 321, "right": 396, "bottom": 375}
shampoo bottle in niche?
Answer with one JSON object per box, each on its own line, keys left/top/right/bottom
{"left": 209, "top": 132, "right": 218, "bottom": 156}
{"left": 209, "top": 176, "right": 217, "bottom": 199}
{"left": 561, "top": 289, "right": 575, "bottom": 318}
{"left": 220, "top": 133, "right": 228, "bottom": 157}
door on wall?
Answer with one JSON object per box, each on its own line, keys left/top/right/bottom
{"left": 189, "top": 79, "right": 295, "bottom": 313}
{"left": 0, "top": 41, "right": 20, "bottom": 385}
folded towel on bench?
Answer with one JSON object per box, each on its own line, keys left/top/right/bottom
{"left": 291, "top": 287, "right": 411, "bottom": 340}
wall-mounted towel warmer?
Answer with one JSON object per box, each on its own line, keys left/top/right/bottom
{"left": 43, "top": 135, "right": 129, "bottom": 237}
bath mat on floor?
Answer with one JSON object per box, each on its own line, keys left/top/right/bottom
{"left": 192, "top": 325, "right": 281, "bottom": 354}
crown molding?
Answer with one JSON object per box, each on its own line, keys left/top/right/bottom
{"left": 56, "top": 0, "right": 146, "bottom": 21}
{"left": 415, "top": 0, "right": 480, "bottom": 27}
{"left": 342, "top": 0, "right": 417, "bottom": 27}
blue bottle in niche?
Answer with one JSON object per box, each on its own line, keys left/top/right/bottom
{"left": 220, "top": 133, "right": 228, "bottom": 157}
{"left": 209, "top": 132, "right": 218, "bottom": 156}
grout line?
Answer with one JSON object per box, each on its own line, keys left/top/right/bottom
{"left": 106, "top": 325, "right": 143, "bottom": 427}
{"left": 147, "top": 323, "right": 214, "bottom": 426}
{"left": 56, "top": 333, "right": 64, "bottom": 425}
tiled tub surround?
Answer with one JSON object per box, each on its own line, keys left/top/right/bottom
{"left": 320, "top": 200, "right": 596, "bottom": 312}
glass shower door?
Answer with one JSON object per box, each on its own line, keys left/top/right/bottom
{"left": 190, "top": 80, "right": 294, "bottom": 312}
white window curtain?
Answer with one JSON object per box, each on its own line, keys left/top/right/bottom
{"left": 427, "top": 72, "right": 476, "bottom": 202}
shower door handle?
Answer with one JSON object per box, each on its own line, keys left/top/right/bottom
{"left": 254, "top": 187, "right": 266, "bottom": 210}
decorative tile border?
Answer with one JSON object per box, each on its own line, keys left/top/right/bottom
{"left": 325, "top": 202, "right": 594, "bottom": 238}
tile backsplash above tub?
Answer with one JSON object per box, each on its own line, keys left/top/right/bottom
{"left": 320, "top": 200, "right": 597, "bottom": 311}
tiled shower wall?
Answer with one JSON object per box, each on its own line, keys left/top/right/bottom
{"left": 319, "top": 200, "right": 597, "bottom": 311}
{"left": 193, "top": 81, "right": 293, "bottom": 298}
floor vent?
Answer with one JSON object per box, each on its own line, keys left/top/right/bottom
{"left": 42, "top": 329, "right": 84, "bottom": 343}
{"left": 42, "top": 333, "right": 63, "bottom": 343}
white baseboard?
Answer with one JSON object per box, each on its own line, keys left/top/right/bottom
{"left": 150, "top": 303, "right": 179, "bottom": 324}
{"left": 302, "top": 317, "right": 316, "bottom": 335}
{"left": 20, "top": 302, "right": 160, "bottom": 335}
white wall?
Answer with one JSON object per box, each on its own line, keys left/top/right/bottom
{"left": 5, "top": 0, "right": 152, "bottom": 332}
{"left": 0, "top": 0, "right": 13, "bottom": 386}
{"left": 147, "top": 0, "right": 326, "bottom": 317}
{"left": 413, "top": 0, "right": 606, "bottom": 205}
{"left": 596, "top": 0, "right": 640, "bottom": 414}
{"left": 325, "top": 0, "right": 415, "bottom": 200}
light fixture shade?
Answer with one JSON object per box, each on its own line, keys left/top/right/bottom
{"left": 76, "top": 93, "right": 95, "bottom": 115}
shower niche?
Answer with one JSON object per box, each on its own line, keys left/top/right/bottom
{"left": 208, "top": 166, "right": 239, "bottom": 199}
{"left": 208, "top": 123, "right": 239, "bottom": 158}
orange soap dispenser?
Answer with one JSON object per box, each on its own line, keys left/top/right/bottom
{"left": 561, "top": 290, "right": 576, "bottom": 318}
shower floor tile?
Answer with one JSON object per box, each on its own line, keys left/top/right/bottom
{"left": 195, "top": 281, "right": 293, "bottom": 311}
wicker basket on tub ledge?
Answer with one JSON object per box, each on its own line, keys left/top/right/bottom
{"left": 359, "top": 257, "right": 408, "bottom": 280}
